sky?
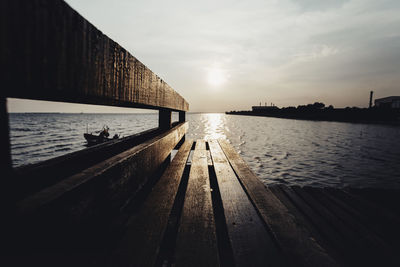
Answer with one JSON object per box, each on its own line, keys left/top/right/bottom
{"left": 8, "top": 0, "right": 400, "bottom": 113}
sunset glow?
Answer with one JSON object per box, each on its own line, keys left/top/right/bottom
{"left": 207, "top": 67, "right": 227, "bottom": 87}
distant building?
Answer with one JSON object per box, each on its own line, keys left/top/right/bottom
{"left": 374, "top": 96, "right": 400, "bottom": 109}
{"left": 252, "top": 105, "right": 279, "bottom": 112}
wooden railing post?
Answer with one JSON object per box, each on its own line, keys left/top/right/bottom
{"left": 179, "top": 111, "right": 186, "bottom": 123}
{"left": 178, "top": 111, "right": 186, "bottom": 144}
{"left": 0, "top": 97, "right": 12, "bottom": 173}
{"left": 159, "top": 109, "right": 172, "bottom": 130}
{"left": 159, "top": 109, "right": 172, "bottom": 162}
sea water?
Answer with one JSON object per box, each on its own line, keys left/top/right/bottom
{"left": 9, "top": 113, "right": 400, "bottom": 188}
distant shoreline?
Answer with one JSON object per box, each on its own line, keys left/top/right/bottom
{"left": 225, "top": 109, "right": 400, "bottom": 126}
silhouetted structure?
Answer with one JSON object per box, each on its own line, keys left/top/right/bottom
{"left": 252, "top": 105, "right": 279, "bottom": 112}
{"left": 369, "top": 91, "right": 374, "bottom": 108}
{"left": 227, "top": 101, "right": 400, "bottom": 125}
{"left": 375, "top": 96, "right": 400, "bottom": 109}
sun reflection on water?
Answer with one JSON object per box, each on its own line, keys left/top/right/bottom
{"left": 201, "top": 113, "right": 227, "bottom": 140}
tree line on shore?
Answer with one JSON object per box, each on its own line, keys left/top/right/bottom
{"left": 226, "top": 102, "right": 400, "bottom": 123}
{"left": 229, "top": 101, "right": 398, "bottom": 113}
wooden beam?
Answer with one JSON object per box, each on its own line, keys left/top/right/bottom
{"left": 279, "top": 185, "right": 350, "bottom": 265}
{"left": 14, "top": 123, "right": 187, "bottom": 247}
{"left": 218, "top": 139, "right": 337, "bottom": 267}
{"left": 159, "top": 109, "right": 172, "bottom": 130}
{"left": 178, "top": 112, "right": 186, "bottom": 144}
{"left": 302, "top": 187, "right": 392, "bottom": 265}
{"left": 112, "top": 140, "right": 193, "bottom": 267}
{"left": 0, "top": 0, "right": 188, "bottom": 111}
{"left": 17, "top": 122, "right": 187, "bottom": 215}
{"left": 11, "top": 127, "right": 165, "bottom": 201}
{"left": 208, "top": 140, "right": 282, "bottom": 266}
{"left": 0, "top": 98, "right": 11, "bottom": 172}
{"left": 175, "top": 140, "right": 220, "bottom": 266}
{"left": 179, "top": 111, "right": 186, "bottom": 123}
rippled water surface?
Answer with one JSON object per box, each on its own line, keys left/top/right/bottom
{"left": 10, "top": 113, "right": 159, "bottom": 166}
{"left": 9, "top": 113, "right": 400, "bottom": 188}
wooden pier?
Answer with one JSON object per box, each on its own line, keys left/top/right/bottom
{"left": 1, "top": 1, "right": 400, "bottom": 266}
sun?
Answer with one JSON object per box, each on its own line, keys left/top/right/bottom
{"left": 207, "top": 67, "right": 226, "bottom": 86}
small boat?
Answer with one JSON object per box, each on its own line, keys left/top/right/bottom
{"left": 84, "top": 126, "right": 119, "bottom": 146}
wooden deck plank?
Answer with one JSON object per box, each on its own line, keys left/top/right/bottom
{"left": 1, "top": 0, "right": 188, "bottom": 111}
{"left": 218, "top": 140, "right": 337, "bottom": 267}
{"left": 325, "top": 188, "right": 400, "bottom": 247}
{"left": 111, "top": 140, "right": 193, "bottom": 267}
{"left": 343, "top": 188, "right": 400, "bottom": 222}
{"left": 305, "top": 187, "right": 394, "bottom": 265}
{"left": 174, "top": 140, "right": 220, "bottom": 267}
{"left": 321, "top": 189, "right": 400, "bottom": 265}
{"left": 293, "top": 186, "right": 383, "bottom": 266}
{"left": 346, "top": 188, "right": 400, "bottom": 216}
{"left": 269, "top": 185, "right": 342, "bottom": 263}
{"left": 277, "top": 185, "right": 352, "bottom": 266}
{"left": 307, "top": 187, "right": 389, "bottom": 247}
{"left": 292, "top": 187, "right": 360, "bottom": 245}
{"left": 209, "top": 140, "right": 282, "bottom": 266}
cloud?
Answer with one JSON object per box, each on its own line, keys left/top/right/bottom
{"left": 291, "top": 0, "right": 349, "bottom": 11}
{"left": 30, "top": 0, "right": 399, "bottom": 112}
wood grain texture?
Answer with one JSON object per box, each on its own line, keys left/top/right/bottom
{"left": 159, "top": 109, "right": 172, "bottom": 129}
{"left": 347, "top": 188, "right": 400, "bottom": 217}
{"left": 270, "top": 185, "right": 400, "bottom": 267}
{"left": 268, "top": 185, "right": 341, "bottom": 263}
{"left": 325, "top": 188, "right": 400, "bottom": 247}
{"left": 208, "top": 140, "right": 281, "bottom": 266}
{"left": 11, "top": 126, "right": 165, "bottom": 201}
{"left": 0, "top": 98, "right": 11, "bottom": 171}
{"left": 303, "top": 187, "right": 394, "bottom": 265}
{"left": 306, "top": 187, "right": 389, "bottom": 247}
{"left": 218, "top": 139, "right": 337, "bottom": 267}
{"left": 14, "top": 122, "right": 187, "bottom": 248}
{"left": 280, "top": 186, "right": 362, "bottom": 266}
{"left": 175, "top": 140, "right": 220, "bottom": 267}
{"left": 112, "top": 140, "right": 193, "bottom": 267}
{"left": 17, "top": 122, "right": 187, "bottom": 215}
{"left": 179, "top": 111, "right": 186, "bottom": 123}
{"left": 0, "top": 0, "right": 188, "bottom": 111}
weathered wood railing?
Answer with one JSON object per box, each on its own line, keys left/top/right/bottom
{"left": 0, "top": 0, "right": 188, "bottom": 255}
